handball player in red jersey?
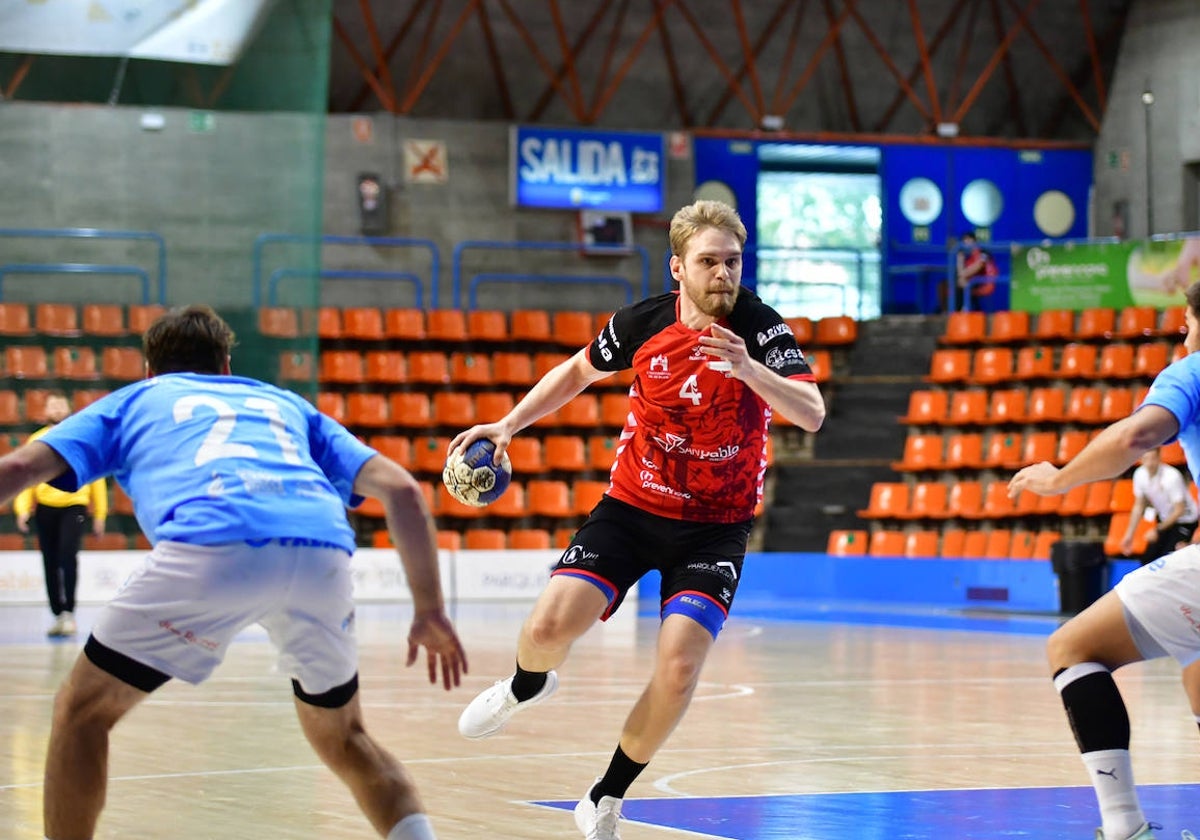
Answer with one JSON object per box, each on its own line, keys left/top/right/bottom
{"left": 449, "top": 199, "right": 826, "bottom": 840}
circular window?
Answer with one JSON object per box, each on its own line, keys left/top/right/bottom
{"left": 694, "top": 180, "right": 737, "bottom": 208}
{"left": 961, "top": 179, "right": 1004, "bottom": 228}
{"left": 898, "top": 177, "right": 943, "bottom": 226}
{"left": 1033, "top": 190, "right": 1076, "bottom": 237}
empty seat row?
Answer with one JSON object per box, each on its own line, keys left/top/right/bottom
{"left": 373, "top": 527, "right": 577, "bottom": 551}
{"left": 828, "top": 528, "right": 1061, "bottom": 560}
{"left": 4, "top": 345, "right": 144, "bottom": 381}
{"left": 892, "top": 429, "right": 1111, "bottom": 472}
{"left": 901, "top": 384, "right": 1152, "bottom": 427}
{"left": 0, "top": 388, "right": 110, "bottom": 428}
{"left": 939, "top": 306, "right": 1187, "bottom": 345}
{"left": 0, "top": 302, "right": 165, "bottom": 338}
{"left": 309, "top": 348, "right": 634, "bottom": 388}
{"left": 315, "top": 390, "right": 629, "bottom": 430}
{"left": 369, "top": 433, "right": 622, "bottom": 475}
{"left": 927, "top": 342, "right": 1179, "bottom": 385}
{"left": 858, "top": 478, "right": 1132, "bottom": 521}
{"left": 356, "top": 478, "right": 609, "bottom": 521}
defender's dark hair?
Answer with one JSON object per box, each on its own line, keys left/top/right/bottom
{"left": 143, "top": 305, "right": 235, "bottom": 375}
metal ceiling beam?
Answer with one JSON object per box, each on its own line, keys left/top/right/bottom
{"left": 730, "top": 0, "right": 766, "bottom": 116}
{"left": 529, "top": 1, "right": 613, "bottom": 121}
{"left": 1079, "top": 0, "right": 1106, "bottom": 112}
{"left": 707, "top": 0, "right": 796, "bottom": 127}
{"left": 1, "top": 55, "right": 33, "bottom": 100}
{"left": 843, "top": 0, "right": 932, "bottom": 125}
{"left": 588, "top": 0, "right": 678, "bottom": 122}
{"left": 475, "top": 0, "right": 514, "bottom": 119}
{"left": 876, "top": 1, "right": 967, "bottom": 133}
{"left": 398, "top": 0, "right": 483, "bottom": 114}
{"left": 774, "top": 3, "right": 851, "bottom": 118}
{"left": 988, "top": 0, "right": 1027, "bottom": 137}
{"left": 494, "top": 0, "right": 586, "bottom": 121}
{"left": 1002, "top": 0, "right": 1099, "bottom": 131}
{"left": 347, "top": 0, "right": 427, "bottom": 111}
{"left": 547, "top": 0, "right": 586, "bottom": 118}
{"left": 655, "top": 0, "right": 692, "bottom": 127}
{"left": 908, "top": 0, "right": 942, "bottom": 126}
{"left": 824, "top": 0, "right": 862, "bottom": 131}
{"left": 333, "top": 15, "right": 397, "bottom": 111}
{"left": 944, "top": 0, "right": 981, "bottom": 119}
{"left": 356, "top": 0, "right": 399, "bottom": 114}
{"left": 669, "top": 1, "right": 760, "bottom": 125}
{"left": 950, "top": 0, "right": 1041, "bottom": 125}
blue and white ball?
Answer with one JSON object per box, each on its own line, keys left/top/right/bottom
{"left": 442, "top": 439, "right": 512, "bottom": 507}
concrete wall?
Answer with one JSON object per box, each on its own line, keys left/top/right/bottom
{"left": 1093, "top": 0, "right": 1200, "bottom": 238}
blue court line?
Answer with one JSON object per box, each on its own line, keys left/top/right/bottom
{"left": 730, "top": 599, "right": 1066, "bottom": 636}
{"left": 534, "top": 783, "right": 1200, "bottom": 839}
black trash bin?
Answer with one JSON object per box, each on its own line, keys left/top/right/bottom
{"left": 1050, "top": 540, "right": 1108, "bottom": 614}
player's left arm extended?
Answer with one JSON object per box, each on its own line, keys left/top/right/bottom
{"left": 0, "top": 442, "right": 69, "bottom": 508}
{"left": 1009, "top": 406, "right": 1178, "bottom": 497}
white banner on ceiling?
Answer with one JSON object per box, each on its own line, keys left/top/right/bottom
{"left": 0, "top": 0, "right": 278, "bottom": 65}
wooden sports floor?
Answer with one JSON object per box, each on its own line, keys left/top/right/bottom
{"left": 2, "top": 598, "right": 1199, "bottom": 839}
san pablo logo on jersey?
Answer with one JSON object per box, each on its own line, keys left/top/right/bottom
{"left": 652, "top": 432, "right": 688, "bottom": 452}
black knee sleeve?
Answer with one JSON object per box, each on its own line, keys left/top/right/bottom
{"left": 1056, "top": 667, "right": 1130, "bottom": 753}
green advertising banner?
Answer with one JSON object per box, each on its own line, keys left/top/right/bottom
{"left": 1011, "top": 236, "right": 1200, "bottom": 312}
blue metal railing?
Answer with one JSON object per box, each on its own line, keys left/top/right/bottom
{"left": 452, "top": 240, "right": 651, "bottom": 309}
{"left": 0, "top": 227, "right": 166, "bottom": 303}
{"left": 252, "top": 234, "right": 440, "bottom": 308}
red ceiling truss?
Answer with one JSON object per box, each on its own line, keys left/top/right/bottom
{"left": 331, "top": 0, "right": 1129, "bottom": 143}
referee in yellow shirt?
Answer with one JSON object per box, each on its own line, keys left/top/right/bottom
{"left": 13, "top": 393, "right": 107, "bottom": 637}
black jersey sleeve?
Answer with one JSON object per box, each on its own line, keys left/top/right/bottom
{"left": 587, "top": 293, "right": 676, "bottom": 372}
{"left": 734, "top": 297, "right": 813, "bottom": 379}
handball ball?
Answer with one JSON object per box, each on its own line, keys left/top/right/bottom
{"left": 442, "top": 439, "right": 512, "bottom": 507}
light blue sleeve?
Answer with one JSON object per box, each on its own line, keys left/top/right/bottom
{"left": 1140, "top": 355, "right": 1200, "bottom": 443}
{"left": 298, "top": 394, "right": 376, "bottom": 506}
{"left": 37, "top": 387, "right": 134, "bottom": 491}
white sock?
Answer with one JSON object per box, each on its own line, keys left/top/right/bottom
{"left": 387, "top": 813, "right": 436, "bottom": 840}
{"left": 1082, "top": 748, "right": 1144, "bottom": 840}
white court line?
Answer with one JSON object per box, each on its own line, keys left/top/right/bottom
{"left": 519, "top": 801, "right": 735, "bottom": 840}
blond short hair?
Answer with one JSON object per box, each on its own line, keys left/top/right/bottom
{"left": 668, "top": 200, "right": 747, "bottom": 258}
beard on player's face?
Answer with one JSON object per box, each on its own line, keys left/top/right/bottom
{"left": 681, "top": 268, "right": 739, "bottom": 318}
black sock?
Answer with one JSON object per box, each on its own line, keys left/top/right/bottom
{"left": 1054, "top": 664, "right": 1130, "bottom": 752}
{"left": 510, "top": 662, "right": 547, "bottom": 702}
{"left": 592, "top": 745, "right": 647, "bottom": 804}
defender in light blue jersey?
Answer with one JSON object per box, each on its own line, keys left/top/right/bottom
{"left": 0, "top": 305, "right": 466, "bottom": 840}
{"left": 1008, "top": 282, "right": 1200, "bottom": 840}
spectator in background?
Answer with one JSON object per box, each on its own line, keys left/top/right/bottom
{"left": 1119, "top": 446, "right": 1199, "bottom": 564}
{"left": 14, "top": 392, "right": 107, "bottom": 638}
{"left": 954, "top": 231, "right": 1000, "bottom": 311}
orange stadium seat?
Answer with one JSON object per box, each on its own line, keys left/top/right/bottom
{"left": 449, "top": 352, "right": 492, "bottom": 386}
{"left": 278, "top": 351, "right": 314, "bottom": 382}
{"left": 1095, "top": 344, "right": 1135, "bottom": 379}
{"left": 384, "top": 308, "right": 426, "bottom": 340}
{"left": 588, "top": 435, "right": 617, "bottom": 471}
{"left": 987, "top": 310, "right": 1030, "bottom": 344}
{"left": 369, "top": 435, "right": 412, "bottom": 466}
{"left": 940, "top": 528, "right": 967, "bottom": 557}
{"left": 1100, "top": 387, "right": 1135, "bottom": 423}
{"left": 6, "top": 346, "right": 48, "bottom": 379}
{"left": 35, "top": 303, "right": 79, "bottom": 336}
{"left": 891, "top": 434, "right": 945, "bottom": 472}
{"left": 491, "top": 352, "right": 536, "bottom": 385}
{"left": 509, "top": 528, "right": 552, "bottom": 550}
{"left": 316, "top": 392, "right": 346, "bottom": 424}
{"left": 975, "top": 482, "right": 1015, "bottom": 519}
{"left": 1057, "top": 344, "right": 1097, "bottom": 379}
{"left": 527, "top": 480, "right": 572, "bottom": 518}
{"left": 534, "top": 352, "right": 570, "bottom": 379}
{"left": 1075, "top": 307, "right": 1115, "bottom": 340}
{"left": 868, "top": 530, "right": 906, "bottom": 557}
{"left": 511, "top": 310, "right": 553, "bottom": 342}
{"left": 905, "top": 531, "right": 941, "bottom": 558}
{"left": 489, "top": 482, "right": 527, "bottom": 519}
{"left": 427, "top": 310, "right": 468, "bottom": 342}
{"left": 784, "top": 316, "right": 814, "bottom": 345}
{"left": 505, "top": 438, "right": 544, "bottom": 473}
{"left": 988, "top": 388, "right": 1026, "bottom": 424}
{"left": 900, "top": 390, "right": 948, "bottom": 425}
{"left": 926, "top": 349, "right": 971, "bottom": 383}
{"left": 462, "top": 529, "right": 506, "bottom": 550}
{"left": 806, "top": 349, "right": 832, "bottom": 382}
{"left": 544, "top": 435, "right": 587, "bottom": 472}
{"left": 814, "top": 315, "right": 857, "bottom": 346}
{"left": 1011, "top": 490, "right": 1040, "bottom": 518}
{"left": 600, "top": 393, "right": 630, "bottom": 428}
{"left": 1056, "top": 430, "right": 1091, "bottom": 465}
{"left": 983, "top": 432, "right": 1023, "bottom": 469}
{"left": 553, "top": 311, "right": 598, "bottom": 348}
{"left": 0, "top": 391, "right": 19, "bottom": 425}
{"left": 554, "top": 527, "right": 578, "bottom": 548}
{"left": 346, "top": 393, "right": 390, "bottom": 427}
{"left": 827, "top": 529, "right": 868, "bottom": 556}
{"left": 1026, "top": 387, "right": 1065, "bottom": 423}
{"left": 1034, "top": 309, "right": 1075, "bottom": 341}
{"left": 1159, "top": 306, "right": 1188, "bottom": 336}
{"left": 961, "top": 531, "right": 988, "bottom": 558}
{"left": 467, "top": 310, "right": 509, "bottom": 342}
{"left": 258, "top": 306, "right": 300, "bottom": 338}
{"left": 413, "top": 436, "right": 451, "bottom": 474}
{"left": 82, "top": 304, "right": 127, "bottom": 336}
{"left": 857, "top": 482, "right": 909, "bottom": 519}
{"left": 971, "top": 348, "right": 1013, "bottom": 385}
{"left": 940, "top": 311, "right": 985, "bottom": 344}
{"left": 320, "top": 350, "right": 364, "bottom": 384}
{"left": 433, "top": 392, "right": 475, "bottom": 427}
{"left": 946, "top": 390, "right": 988, "bottom": 425}
{"left": 1110, "top": 478, "right": 1135, "bottom": 513}
{"left": 388, "top": 392, "right": 434, "bottom": 428}
{"left": 1066, "top": 387, "right": 1102, "bottom": 424}
{"left": 559, "top": 394, "right": 600, "bottom": 427}
{"left": 572, "top": 480, "right": 609, "bottom": 515}
{"left": 127, "top": 304, "right": 165, "bottom": 335}
{"left": 53, "top": 346, "right": 97, "bottom": 380}
{"left": 474, "top": 392, "right": 516, "bottom": 423}
{"left": 1033, "top": 531, "right": 1061, "bottom": 560}
{"left": 0, "top": 303, "right": 32, "bottom": 336}
{"left": 317, "top": 306, "right": 342, "bottom": 339}
{"left": 1082, "top": 480, "right": 1116, "bottom": 517}
{"left": 903, "top": 482, "right": 949, "bottom": 519}
{"left": 1173, "top": 343, "right": 1188, "bottom": 364}
{"left": 364, "top": 351, "right": 407, "bottom": 384}
{"left": 1057, "top": 484, "right": 1089, "bottom": 516}
{"left": 1020, "top": 431, "right": 1058, "bottom": 466}
{"left": 1014, "top": 345, "right": 1056, "bottom": 380}
{"left": 1134, "top": 342, "right": 1170, "bottom": 378}
{"left": 1162, "top": 440, "right": 1186, "bottom": 466}
{"left": 407, "top": 352, "right": 450, "bottom": 385}
{"left": 947, "top": 481, "right": 984, "bottom": 518}
{"left": 1114, "top": 306, "right": 1158, "bottom": 339}
{"left": 342, "top": 307, "right": 385, "bottom": 340}
{"left": 436, "top": 530, "right": 463, "bottom": 551}
{"left": 943, "top": 433, "right": 984, "bottom": 470}
{"left": 984, "top": 530, "right": 1014, "bottom": 559}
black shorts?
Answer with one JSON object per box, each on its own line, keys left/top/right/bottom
{"left": 552, "top": 496, "right": 752, "bottom": 637}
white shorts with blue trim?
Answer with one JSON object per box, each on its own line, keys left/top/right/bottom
{"left": 1115, "top": 544, "right": 1200, "bottom": 667}
{"left": 92, "top": 539, "right": 357, "bottom": 693}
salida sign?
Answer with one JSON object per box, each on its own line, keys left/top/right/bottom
{"left": 510, "top": 126, "right": 665, "bottom": 213}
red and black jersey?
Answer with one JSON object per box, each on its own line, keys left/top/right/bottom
{"left": 587, "top": 288, "right": 814, "bottom": 523}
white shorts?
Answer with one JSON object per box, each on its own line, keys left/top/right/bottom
{"left": 1115, "top": 544, "right": 1200, "bottom": 667}
{"left": 92, "top": 540, "right": 357, "bottom": 694}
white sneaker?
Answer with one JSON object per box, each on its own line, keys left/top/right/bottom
{"left": 457, "top": 670, "right": 558, "bottom": 739}
{"left": 574, "top": 778, "right": 622, "bottom": 840}
{"left": 46, "top": 615, "right": 65, "bottom": 638}
{"left": 60, "top": 612, "right": 77, "bottom": 636}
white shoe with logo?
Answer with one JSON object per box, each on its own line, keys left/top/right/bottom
{"left": 59, "top": 612, "right": 77, "bottom": 636}
{"left": 574, "top": 778, "right": 622, "bottom": 840}
{"left": 457, "top": 671, "right": 558, "bottom": 739}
